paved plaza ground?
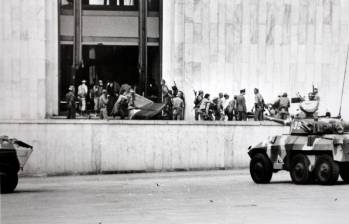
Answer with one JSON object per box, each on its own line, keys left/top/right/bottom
{"left": 2, "top": 170, "right": 349, "bottom": 224}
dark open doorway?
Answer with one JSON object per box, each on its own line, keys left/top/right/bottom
{"left": 59, "top": 44, "right": 161, "bottom": 114}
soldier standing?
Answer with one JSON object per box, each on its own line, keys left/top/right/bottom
{"left": 216, "top": 93, "right": 225, "bottom": 121}
{"left": 161, "top": 79, "right": 172, "bottom": 119}
{"left": 222, "top": 93, "right": 230, "bottom": 121}
{"left": 225, "top": 97, "right": 235, "bottom": 121}
{"left": 92, "top": 80, "right": 104, "bottom": 113}
{"left": 161, "top": 79, "right": 169, "bottom": 102}
{"left": 65, "top": 86, "right": 76, "bottom": 119}
{"left": 199, "top": 93, "right": 212, "bottom": 120}
{"left": 278, "top": 92, "right": 290, "bottom": 120}
{"left": 194, "top": 90, "right": 204, "bottom": 121}
{"left": 172, "top": 92, "right": 185, "bottom": 120}
{"left": 254, "top": 88, "right": 265, "bottom": 121}
{"left": 236, "top": 89, "right": 247, "bottom": 121}
{"left": 78, "top": 80, "right": 88, "bottom": 116}
{"left": 99, "top": 89, "right": 109, "bottom": 120}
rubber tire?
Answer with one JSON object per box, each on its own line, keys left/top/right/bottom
{"left": 314, "top": 155, "right": 339, "bottom": 185}
{"left": 250, "top": 153, "right": 273, "bottom": 184}
{"left": 0, "top": 172, "right": 18, "bottom": 194}
{"left": 290, "top": 154, "right": 312, "bottom": 185}
{"left": 339, "top": 163, "right": 349, "bottom": 183}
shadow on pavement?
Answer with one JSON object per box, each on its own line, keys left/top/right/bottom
{"left": 270, "top": 180, "right": 349, "bottom": 186}
{"left": 13, "top": 189, "right": 54, "bottom": 194}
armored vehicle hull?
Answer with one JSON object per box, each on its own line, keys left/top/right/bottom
{"left": 248, "top": 133, "right": 349, "bottom": 185}
{"left": 0, "top": 136, "right": 33, "bottom": 193}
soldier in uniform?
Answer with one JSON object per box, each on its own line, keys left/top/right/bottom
{"left": 199, "top": 93, "right": 212, "bottom": 120}
{"left": 215, "top": 93, "right": 224, "bottom": 121}
{"left": 236, "top": 89, "right": 247, "bottom": 121}
{"left": 172, "top": 92, "right": 185, "bottom": 120}
{"left": 92, "top": 80, "right": 104, "bottom": 113}
{"left": 114, "top": 89, "right": 129, "bottom": 119}
{"left": 65, "top": 86, "right": 76, "bottom": 119}
{"left": 194, "top": 90, "right": 204, "bottom": 121}
{"left": 161, "top": 79, "right": 172, "bottom": 120}
{"left": 254, "top": 88, "right": 265, "bottom": 121}
{"left": 99, "top": 89, "right": 109, "bottom": 120}
{"left": 225, "top": 96, "right": 236, "bottom": 121}
{"left": 278, "top": 92, "right": 290, "bottom": 120}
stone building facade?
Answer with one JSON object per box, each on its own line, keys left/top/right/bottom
{"left": 1, "top": 0, "right": 349, "bottom": 120}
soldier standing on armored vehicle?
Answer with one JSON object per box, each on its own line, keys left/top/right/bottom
{"left": 278, "top": 93, "right": 290, "bottom": 120}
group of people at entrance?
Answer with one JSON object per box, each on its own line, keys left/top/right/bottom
{"left": 193, "top": 88, "right": 293, "bottom": 121}
{"left": 65, "top": 80, "right": 135, "bottom": 120}
{"left": 65, "top": 78, "right": 320, "bottom": 121}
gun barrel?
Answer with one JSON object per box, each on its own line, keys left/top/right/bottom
{"left": 265, "top": 116, "right": 290, "bottom": 126}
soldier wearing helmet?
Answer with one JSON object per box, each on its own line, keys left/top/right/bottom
{"left": 194, "top": 90, "right": 204, "bottom": 120}
{"left": 65, "top": 85, "right": 76, "bottom": 119}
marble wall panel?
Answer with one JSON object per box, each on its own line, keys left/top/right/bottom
{"left": 281, "top": 3, "right": 292, "bottom": 45}
{"left": 162, "top": 0, "right": 349, "bottom": 119}
{"left": 249, "top": 0, "right": 259, "bottom": 44}
{"left": 0, "top": 0, "right": 58, "bottom": 119}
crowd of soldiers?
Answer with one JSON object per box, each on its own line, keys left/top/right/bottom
{"left": 65, "top": 80, "right": 136, "bottom": 120}
{"left": 192, "top": 88, "right": 294, "bottom": 121}
{"left": 65, "top": 78, "right": 319, "bottom": 121}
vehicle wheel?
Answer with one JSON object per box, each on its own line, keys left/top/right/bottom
{"left": 250, "top": 153, "right": 273, "bottom": 184}
{"left": 314, "top": 155, "right": 339, "bottom": 185}
{"left": 0, "top": 172, "right": 18, "bottom": 194}
{"left": 290, "top": 154, "right": 312, "bottom": 185}
{"left": 339, "top": 163, "right": 349, "bottom": 183}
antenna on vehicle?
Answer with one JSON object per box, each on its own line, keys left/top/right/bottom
{"left": 339, "top": 45, "right": 349, "bottom": 118}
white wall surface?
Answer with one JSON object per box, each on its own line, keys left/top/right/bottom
{"left": 162, "top": 0, "right": 349, "bottom": 120}
{"left": 0, "top": 120, "right": 287, "bottom": 176}
{"left": 2, "top": 1, "right": 349, "bottom": 120}
{"left": 0, "top": 0, "right": 59, "bottom": 119}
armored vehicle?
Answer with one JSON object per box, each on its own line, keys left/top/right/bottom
{"left": 0, "top": 136, "right": 33, "bottom": 193}
{"left": 248, "top": 91, "right": 349, "bottom": 185}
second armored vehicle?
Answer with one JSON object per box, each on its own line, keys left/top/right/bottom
{"left": 0, "top": 136, "right": 33, "bottom": 193}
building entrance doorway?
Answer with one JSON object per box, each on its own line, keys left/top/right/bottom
{"left": 59, "top": 0, "right": 161, "bottom": 115}
{"left": 60, "top": 45, "right": 160, "bottom": 105}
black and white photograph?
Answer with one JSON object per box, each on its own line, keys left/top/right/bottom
{"left": 1, "top": 0, "right": 349, "bottom": 223}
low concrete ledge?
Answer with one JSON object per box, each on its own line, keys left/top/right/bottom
{"left": 0, "top": 119, "right": 285, "bottom": 126}
{"left": 0, "top": 120, "right": 288, "bottom": 176}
